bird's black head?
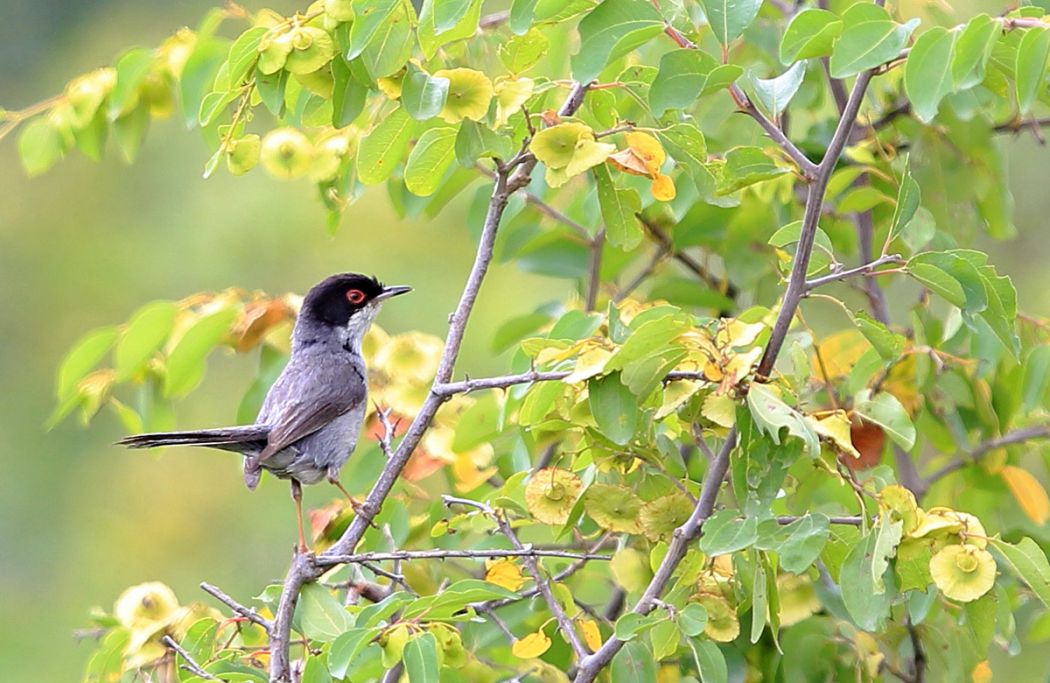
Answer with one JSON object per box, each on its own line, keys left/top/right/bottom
{"left": 300, "top": 273, "right": 411, "bottom": 328}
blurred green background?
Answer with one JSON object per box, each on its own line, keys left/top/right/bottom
{"left": 1, "top": 1, "right": 1049, "bottom": 681}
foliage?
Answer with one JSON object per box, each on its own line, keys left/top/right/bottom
{"left": 7, "top": 0, "right": 1050, "bottom": 681}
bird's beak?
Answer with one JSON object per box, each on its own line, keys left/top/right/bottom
{"left": 376, "top": 285, "right": 412, "bottom": 301}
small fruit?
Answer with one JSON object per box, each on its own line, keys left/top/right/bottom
{"left": 258, "top": 30, "right": 295, "bottom": 75}
{"left": 284, "top": 27, "right": 336, "bottom": 75}
{"left": 260, "top": 127, "right": 313, "bottom": 179}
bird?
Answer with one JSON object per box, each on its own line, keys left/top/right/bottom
{"left": 116, "top": 273, "right": 411, "bottom": 552}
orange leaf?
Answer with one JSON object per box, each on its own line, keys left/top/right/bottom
{"left": 485, "top": 559, "right": 528, "bottom": 591}
{"left": 624, "top": 131, "right": 665, "bottom": 171}
{"left": 651, "top": 173, "right": 676, "bottom": 201}
{"left": 1001, "top": 465, "right": 1050, "bottom": 524}
{"left": 847, "top": 420, "right": 885, "bottom": 470}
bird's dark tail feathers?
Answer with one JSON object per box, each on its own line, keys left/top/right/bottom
{"left": 116, "top": 426, "right": 270, "bottom": 451}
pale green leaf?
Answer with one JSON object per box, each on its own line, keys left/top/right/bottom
{"left": 357, "top": 106, "right": 417, "bottom": 185}
{"left": 571, "top": 0, "right": 663, "bottom": 84}
{"left": 780, "top": 9, "right": 842, "bottom": 63}
{"left": 700, "top": 0, "right": 764, "bottom": 47}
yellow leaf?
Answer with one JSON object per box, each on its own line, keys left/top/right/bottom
{"left": 929, "top": 544, "right": 996, "bottom": 602}
{"left": 495, "top": 76, "right": 534, "bottom": 126}
{"left": 485, "top": 559, "right": 528, "bottom": 591}
{"left": 972, "top": 660, "right": 992, "bottom": 683}
{"left": 579, "top": 617, "right": 602, "bottom": 651}
{"left": 563, "top": 346, "right": 613, "bottom": 384}
{"left": 812, "top": 411, "right": 861, "bottom": 459}
{"left": 512, "top": 630, "right": 552, "bottom": 658}
{"left": 452, "top": 450, "right": 498, "bottom": 493}
{"left": 650, "top": 173, "right": 676, "bottom": 201}
{"left": 1001, "top": 465, "right": 1050, "bottom": 525}
{"left": 703, "top": 360, "right": 724, "bottom": 382}
{"left": 878, "top": 484, "right": 920, "bottom": 534}
{"left": 812, "top": 329, "right": 871, "bottom": 379}
{"left": 656, "top": 380, "right": 702, "bottom": 419}
{"left": 911, "top": 507, "right": 988, "bottom": 548}
{"left": 702, "top": 393, "right": 736, "bottom": 429}
{"left": 697, "top": 593, "right": 740, "bottom": 642}
{"left": 433, "top": 68, "right": 493, "bottom": 123}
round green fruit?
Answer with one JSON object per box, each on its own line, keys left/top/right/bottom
{"left": 260, "top": 127, "right": 313, "bottom": 179}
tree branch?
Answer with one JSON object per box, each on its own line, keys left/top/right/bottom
{"left": 318, "top": 547, "right": 611, "bottom": 566}
{"left": 586, "top": 229, "right": 605, "bottom": 311}
{"left": 921, "top": 425, "right": 1050, "bottom": 493}
{"left": 162, "top": 635, "right": 217, "bottom": 680}
{"left": 729, "top": 84, "right": 820, "bottom": 180}
{"left": 199, "top": 582, "right": 272, "bottom": 632}
{"left": 433, "top": 369, "right": 705, "bottom": 396}
{"left": 803, "top": 254, "right": 904, "bottom": 291}
{"left": 266, "top": 83, "right": 591, "bottom": 683}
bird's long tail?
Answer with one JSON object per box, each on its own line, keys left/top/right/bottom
{"left": 116, "top": 425, "right": 270, "bottom": 451}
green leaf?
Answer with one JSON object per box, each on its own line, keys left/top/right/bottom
{"left": 510, "top": 0, "right": 539, "bottom": 34}
{"left": 83, "top": 629, "right": 130, "bottom": 683}
{"left": 177, "top": 618, "right": 218, "bottom": 682}
{"left": 418, "top": 0, "right": 482, "bottom": 60}
{"left": 404, "top": 126, "right": 457, "bottom": 197}
{"left": 113, "top": 104, "right": 150, "bottom": 163}
{"left": 499, "top": 28, "right": 549, "bottom": 73}
{"left": 607, "top": 313, "right": 690, "bottom": 371}
{"left": 747, "top": 61, "right": 806, "bottom": 119}
{"left": 870, "top": 516, "right": 904, "bottom": 591}
{"left": 658, "top": 123, "right": 707, "bottom": 177}
{"left": 225, "top": 26, "right": 267, "bottom": 88}
{"left": 699, "top": 509, "right": 758, "bottom": 555}
{"left": 56, "top": 326, "right": 118, "bottom": 400}
{"left": 360, "top": 2, "right": 414, "bottom": 77}
{"left": 649, "top": 49, "right": 742, "bottom": 115}
{"left": 678, "top": 603, "right": 708, "bottom": 637}
{"left": 689, "top": 639, "right": 727, "bottom": 683}
{"left": 840, "top": 524, "right": 896, "bottom": 630}
{"left": 298, "top": 583, "right": 354, "bottom": 642}
{"left": 990, "top": 536, "right": 1050, "bottom": 609}
{"left": 301, "top": 655, "right": 332, "bottom": 683}
{"left": 357, "top": 106, "right": 417, "bottom": 185}
{"left": 718, "top": 146, "right": 788, "bottom": 195}
{"left": 179, "top": 39, "right": 228, "bottom": 128}
{"left": 331, "top": 58, "right": 367, "bottom": 127}
{"left": 908, "top": 251, "right": 986, "bottom": 314}
{"left": 347, "top": 0, "right": 401, "bottom": 60}
{"left": 780, "top": 9, "right": 842, "bottom": 63}
{"left": 328, "top": 629, "right": 377, "bottom": 679}
{"left": 18, "top": 118, "right": 64, "bottom": 176}
{"left": 952, "top": 14, "right": 999, "bottom": 89}
{"left": 775, "top": 513, "right": 831, "bottom": 573}
{"left": 904, "top": 27, "right": 956, "bottom": 123}
{"left": 571, "top": 0, "right": 663, "bottom": 84}
{"left": 454, "top": 119, "right": 515, "bottom": 167}
{"left": 850, "top": 310, "right": 905, "bottom": 361}
{"left": 594, "top": 163, "right": 642, "bottom": 250}
{"left": 401, "top": 63, "right": 450, "bottom": 121}
{"left": 979, "top": 265, "right": 1019, "bottom": 356}
{"left": 750, "top": 552, "right": 768, "bottom": 643}
{"left": 1016, "top": 27, "right": 1050, "bottom": 115}
{"left": 589, "top": 372, "right": 639, "bottom": 445}
{"left": 1022, "top": 346, "right": 1050, "bottom": 411}
{"left": 164, "top": 307, "right": 238, "bottom": 398}
{"left": 829, "top": 5, "right": 919, "bottom": 78}
{"left": 853, "top": 389, "right": 915, "bottom": 450}
{"left": 746, "top": 383, "right": 820, "bottom": 458}
{"left": 404, "top": 632, "right": 440, "bottom": 682}
{"left": 434, "top": 0, "right": 474, "bottom": 33}
{"left": 650, "top": 618, "right": 681, "bottom": 660}
{"left": 889, "top": 163, "right": 921, "bottom": 242}
{"left": 611, "top": 638, "right": 658, "bottom": 683}
{"left": 700, "top": 0, "right": 763, "bottom": 46}
{"left": 115, "top": 301, "right": 178, "bottom": 380}
{"left": 907, "top": 262, "right": 966, "bottom": 308}
{"left": 109, "top": 48, "right": 155, "bottom": 118}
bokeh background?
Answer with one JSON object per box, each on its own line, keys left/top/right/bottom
{"left": 1, "top": 1, "right": 1048, "bottom": 680}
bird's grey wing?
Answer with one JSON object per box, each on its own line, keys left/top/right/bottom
{"left": 257, "top": 359, "right": 367, "bottom": 461}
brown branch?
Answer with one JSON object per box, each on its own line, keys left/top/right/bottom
{"left": 803, "top": 254, "right": 904, "bottom": 291}
{"left": 318, "top": 547, "right": 611, "bottom": 566}
{"left": 162, "top": 635, "right": 217, "bottom": 680}
{"left": 433, "top": 369, "right": 706, "bottom": 396}
{"left": 586, "top": 229, "right": 605, "bottom": 311}
{"left": 729, "top": 83, "right": 820, "bottom": 179}
{"left": 199, "top": 582, "right": 271, "bottom": 632}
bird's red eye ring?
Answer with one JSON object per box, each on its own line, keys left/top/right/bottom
{"left": 346, "top": 289, "right": 366, "bottom": 304}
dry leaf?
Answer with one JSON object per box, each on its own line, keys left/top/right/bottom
{"left": 1001, "top": 465, "right": 1050, "bottom": 525}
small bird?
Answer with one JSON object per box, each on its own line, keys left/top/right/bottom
{"left": 117, "top": 273, "right": 411, "bottom": 552}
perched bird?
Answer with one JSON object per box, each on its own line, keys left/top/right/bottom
{"left": 117, "top": 273, "right": 411, "bottom": 552}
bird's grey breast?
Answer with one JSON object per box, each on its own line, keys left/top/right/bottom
{"left": 253, "top": 344, "right": 368, "bottom": 483}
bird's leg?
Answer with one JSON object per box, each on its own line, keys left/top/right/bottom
{"left": 328, "top": 476, "right": 377, "bottom": 529}
{"left": 290, "top": 479, "right": 309, "bottom": 554}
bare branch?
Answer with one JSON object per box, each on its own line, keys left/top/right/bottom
{"left": 318, "top": 547, "right": 612, "bottom": 566}
{"left": 729, "top": 84, "right": 820, "bottom": 179}
{"left": 199, "top": 582, "right": 271, "bottom": 632}
{"left": 922, "top": 425, "right": 1050, "bottom": 492}
{"left": 586, "top": 229, "right": 605, "bottom": 311}
{"left": 433, "top": 369, "right": 706, "bottom": 396}
{"left": 803, "top": 254, "right": 904, "bottom": 291}
{"left": 162, "top": 635, "right": 216, "bottom": 680}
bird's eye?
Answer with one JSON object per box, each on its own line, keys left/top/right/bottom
{"left": 345, "top": 289, "right": 366, "bottom": 304}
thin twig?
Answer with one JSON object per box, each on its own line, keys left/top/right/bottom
{"left": 803, "top": 254, "right": 904, "bottom": 291}
{"left": 921, "top": 425, "right": 1050, "bottom": 492}
{"left": 433, "top": 369, "right": 706, "bottom": 396}
{"left": 319, "top": 547, "right": 612, "bottom": 566}
{"left": 199, "top": 582, "right": 271, "bottom": 632}
{"left": 162, "top": 635, "right": 217, "bottom": 680}
{"left": 729, "top": 84, "right": 820, "bottom": 179}
{"left": 586, "top": 230, "right": 605, "bottom": 311}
